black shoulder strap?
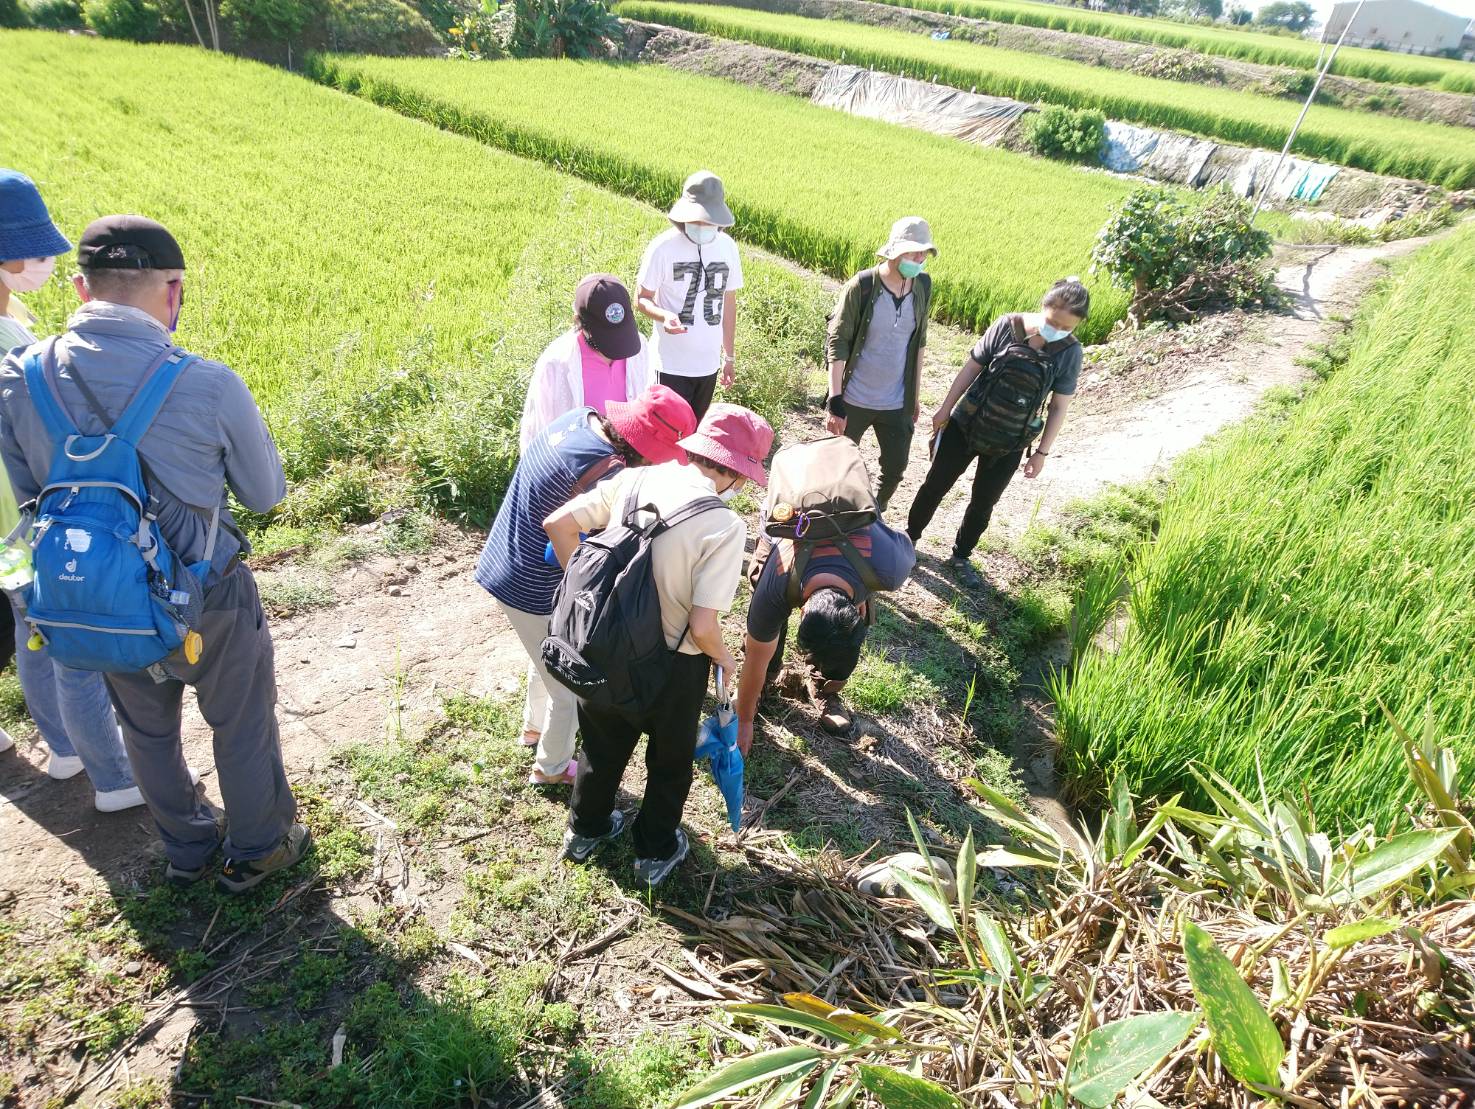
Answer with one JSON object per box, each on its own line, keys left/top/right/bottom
{"left": 1008, "top": 313, "right": 1029, "bottom": 345}
{"left": 858, "top": 268, "right": 876, "bottom": 303}
{"left": 783, "top": 533, "right": 883, "bottom": 608}
{"left": 621, "top": 492, "right": 726, "bottom": 534}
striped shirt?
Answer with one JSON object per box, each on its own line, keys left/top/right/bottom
{"left": 474, "top": 408, "right": 621, "bottom": 615}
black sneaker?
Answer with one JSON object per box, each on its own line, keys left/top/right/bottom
{"left": 946, "top": 555, "right": 983, "bottom": 589}
{"left": 217, "top": 824, "right": 313, "bottom": 894}
{"left": 165, "top": 804, "right": 227, "bottom": 887}
{"left": 561, "top": 810, "right": 627, "bottom": 863}
{"left": 633, "top": 829, "right": 690, "bottom": 888}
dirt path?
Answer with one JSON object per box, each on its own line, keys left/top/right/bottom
{"left": 0, "top": 235, "right": 1426, "bottom": 903}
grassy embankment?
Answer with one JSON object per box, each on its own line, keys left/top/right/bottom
{"left": 866, "top": 0, "right": 1475, "bottom": 92}
{"left": 617, "top": 2, "right": 1475, "bottom": 188}
{"left": 308, "top": 53, "right": 1134, "bottom": 341}
{"left": 1058, "top": 225, "right": 1475, "bottom": 830}
{"left": 2, "top": 30, "right": 828, "bottom": 529}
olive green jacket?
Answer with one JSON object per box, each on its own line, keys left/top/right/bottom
{"left": 824, "top": 267, "right": 931, "bottom": 415}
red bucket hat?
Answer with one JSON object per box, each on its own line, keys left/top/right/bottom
{"left": 677, "top": 403, "right": 774, "bottom": 487}
{"left": 605, "top": 384, "right": 697, "bottom": 465}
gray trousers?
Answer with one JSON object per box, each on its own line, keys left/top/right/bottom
{"left": 105, "top": 566, "right": 295, "bottom": 870}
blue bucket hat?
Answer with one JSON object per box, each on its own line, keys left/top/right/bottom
{"left": 0, "top": 170, "right": 73, "bottom": 263}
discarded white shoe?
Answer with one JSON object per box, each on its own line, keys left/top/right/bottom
{"left": 95, "top": 766, "right": 201, "bottom": 813}
{"left": 46, "top": 753, "right": 84, "bottom": 780}
{"left": 0, "top": 726, "right": 13, "bottom": 753}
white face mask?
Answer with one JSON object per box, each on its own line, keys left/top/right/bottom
{"left": 0, "top": 257, "right": 56, "bottom": 294}
{"left": 718, "top": 478, "right": 744, "bottom": 502}
{"left": 685, "top": 223, "right": 718, "bottom": 246}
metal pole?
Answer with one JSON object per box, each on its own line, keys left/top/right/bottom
{"left": 1251, "top": 0, "right": 1367, "bottom": 223}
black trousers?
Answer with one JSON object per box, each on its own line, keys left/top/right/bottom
{"left": 906, "top": 420, "right": 1022, "bottom": 560}
{"left": 570, "top": 650, "right": 711, "bottom": 859}
{"left": 843, "top": 404, "right": 914, "bottom": 513}
{"left": 658, "top": 372, "right": 718, "bottom": 423}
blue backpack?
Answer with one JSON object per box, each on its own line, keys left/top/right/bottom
{"left": 11, "top": 340, "right": 209, "bottom": 673}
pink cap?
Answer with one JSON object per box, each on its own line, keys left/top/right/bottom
{"left": 677, "top": 403, "right": 774, "bottom": 487}
{"left": 605, "top": 384, "right": 697, "bottom": 465}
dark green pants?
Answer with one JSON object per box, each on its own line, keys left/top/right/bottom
{"left": 844, "top": 404, "right": 914, "bottom": 513}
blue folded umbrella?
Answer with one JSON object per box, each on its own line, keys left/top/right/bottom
{"left": 694, "top": 677, "right": 744, "bottom": 833}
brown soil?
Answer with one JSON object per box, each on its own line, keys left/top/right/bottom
{"left": 0, "top": 233, "right": 1437, "bottom": 1102}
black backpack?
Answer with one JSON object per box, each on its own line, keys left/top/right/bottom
{"left": 542, "top": 493, "right": 725, "bottom": 716}
{"left": 952, "top": 314, "right": 1077, "bottom": 454}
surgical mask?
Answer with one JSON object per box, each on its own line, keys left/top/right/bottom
{"left": 685, "top": 223, "right": 718, "bottom": 246}
{"left": 167, "top": 282, "right": 185, "bottom": 333}
{"left": 1039, "top": 321, "right": 1074, "bottom": 343}
{"left": 0, "top": 257, "right": 56, "bottom": 293}
{"left": 718, "top": 478, "right": 744, "bottom": 503}
{"left": 896, "top": 259, "right": 925, "bottom": 279}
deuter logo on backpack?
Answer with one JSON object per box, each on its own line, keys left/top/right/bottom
{"left": 9, "top": 341, "right": 210, "bottom": 673}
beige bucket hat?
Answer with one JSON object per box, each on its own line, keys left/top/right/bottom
{"left": 877, "top": 216, "right": 938, "bottom": 259}
{"left": 667, "top": 170, "right": 735, "bottom": 228}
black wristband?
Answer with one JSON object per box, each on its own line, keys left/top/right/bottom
{"left": 826, "top": 395, "right": 848, "bottom": 418}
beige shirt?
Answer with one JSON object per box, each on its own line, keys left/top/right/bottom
{"left": 566, "top": 460, "right": 746, "bottom": 654}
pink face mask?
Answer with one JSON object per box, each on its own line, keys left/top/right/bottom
{"left": 0, "top": 257, "right": 56, "bottom": 294}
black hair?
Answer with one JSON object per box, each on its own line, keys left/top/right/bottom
{"left": 597, "top": 416, "right": 647, "bottom": 467}
{"left": 796, "top": 587, "right": 866, "bottom": 682}
{"left": 1043, "top": 276, "right": 1090, "bottom": 320}
{"left": 686, "top": 452, "right": 743, "bottom": 483}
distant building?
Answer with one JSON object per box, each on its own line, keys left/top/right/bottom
{"left": 1321, "top": 0, "right": 1471, "bottom": 56}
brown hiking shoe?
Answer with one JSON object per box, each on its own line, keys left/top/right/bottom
{"left": 818, "top": 693, "right": 854, "bottom": 738}
{"left": 217, "top": 824, "right": 313, "bottom": 894}
{"left": 165, "top": 804, "right": 227, "bottom": 887}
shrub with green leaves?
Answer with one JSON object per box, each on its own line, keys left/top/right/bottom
{"left": 82, "top": 0, "right": 162, "bottom": 38}
{"left": 1091, "top": 186, "right": 1272, "bottom": 321}
{"left": 1023, "top": 105, "right": 1106, "bottom": 163}
{"left": 508, "top": 0, "right": 617, "bottom": 57}
{"left": 323, "top": 0, "right": 440, "bottom": 53}
{"left": 23, "top": 0, "right": 83, "bottom": 25}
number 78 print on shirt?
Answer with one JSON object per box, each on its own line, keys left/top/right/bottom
{"left": 637, "top": 227, "right": 746, "bottom": 377}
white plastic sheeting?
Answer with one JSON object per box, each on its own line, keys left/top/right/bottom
{"left": 811, "top": 65, "right": 1030, "bottom": 146}
{"left": 1102, "top": 120, "right": 1338, "bottom": 201}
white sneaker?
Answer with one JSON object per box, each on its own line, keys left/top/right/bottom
{"left": 47, "top": 753, "right": 85, "bottom": 780}
{"left": 0, "top": 726, "right": 13, "bottom": 753}
{"left": 96, "top": 766, "right": 201, "bottom": 814}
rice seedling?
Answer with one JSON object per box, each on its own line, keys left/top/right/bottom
{"left": 865, "top": 0, "right": 1475, "bottom": 92}
{"left": 1056, "top": 225, "right": 1475, "bottom": 831}
{"left": 1, "top": 30, "right": 829, "bottom": 524}
{"left": 309, "top": 53, "right": 1135, "bottom": 340}
{"left": 618, "top": 2, "right": 1475, "bottom": 188}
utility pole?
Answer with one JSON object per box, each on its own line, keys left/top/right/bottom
{"left": 1251, "top": 0, "right": 1367, "bottom": 223}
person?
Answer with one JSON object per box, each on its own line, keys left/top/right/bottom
{"left": 0, "top": 171, "right": 164, "bottom": 814}
{"left": 824, "top": 217, "right": 936, "bottom": 514}
{"left": 906, "top": 278, "right": 1089, "bottom": 589}
{"left": 546, "top": 403, "right": 771, "bottom": 886}
{"left": 0, "top": 214, "right": 305, "bottom": 893}
{"left": 735, "top": 469, "right": 916, "bottom": 747}
{"left": 635, "top": 170, "right": 743, "bottom": 422}
{"left": 475, "top": 385, "right": 696, "bottom": 786}
{"left": 519, "top": 273, "right": 654, "bottom": 452}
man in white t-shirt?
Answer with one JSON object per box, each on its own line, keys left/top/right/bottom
{"left": 636, "top": 170, "right": 744, "bottom": 422}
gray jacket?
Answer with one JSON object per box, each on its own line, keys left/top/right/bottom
{"left": 0, "top": 302, "right": 285, "bottom": 580}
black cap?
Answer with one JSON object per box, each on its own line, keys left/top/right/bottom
{"left": 77, "top": 215, "right": 186, "bottom": 271}
{"left": 574, "top": 273, "right": 640, "bottom": 361}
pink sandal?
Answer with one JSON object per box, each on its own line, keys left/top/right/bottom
{"left": 528, "top": 760, "right": 578, "bottom": 787}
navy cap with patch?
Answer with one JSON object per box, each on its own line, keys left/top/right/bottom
{"left": 574, "top": 273, "right": 640, "bottom": 362}
{"left": 77, "top": 215, "right": 186, "bottom": 271}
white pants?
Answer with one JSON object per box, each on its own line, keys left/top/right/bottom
{"left": 496, "top": 600, "right": 577, "bottom": 777}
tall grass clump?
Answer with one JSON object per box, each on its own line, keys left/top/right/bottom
{"left": 4, "top": 31, "right": 828, "bottom": 526}
{"left": 864, "top": 0, "right": 1475, "bottom": 91}
{"left": 617, "top": 3, "right": 1475, "bottom": 188}
{"left": 1056, "top": 225, "right": 1475, "bottom": 831}
{"left": 308, "top": 52, "right": 1134, "bottom": 340}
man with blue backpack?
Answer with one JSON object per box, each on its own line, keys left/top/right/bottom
{"left": 0, "top": 215, "right": 306, "bottom": 893}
